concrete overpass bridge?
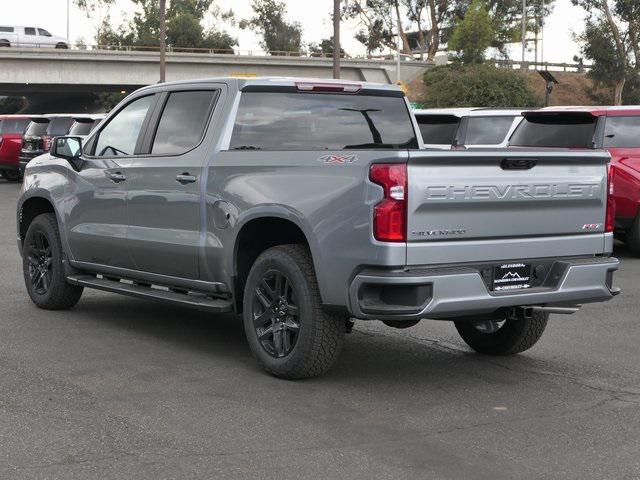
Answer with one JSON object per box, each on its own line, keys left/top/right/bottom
{"left": 0, "top": 48, "right": 430, "bottom": 110}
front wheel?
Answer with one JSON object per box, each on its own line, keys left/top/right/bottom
{"left": 454, "top": 311, "right": 548, "bottom": 355}
{"left": 242, "top": 245, "right": 345, "bottom": 379}
{"left": 22, "top": 213, "right": 83, "bottom": 310}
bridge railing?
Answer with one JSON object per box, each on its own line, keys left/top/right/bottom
{"left": 491, "top": 58, "right": 592, "bottom": 73}
{"left": 2, "top": 41, "right": 411, "bottom": 61}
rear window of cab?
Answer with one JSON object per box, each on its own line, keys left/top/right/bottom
{"left": 229, "top": 91, "right": 418, "bottom": 151}
{"left": 509, "top": 114, "right": 597, "bottom": 148}
{"left": 603, "top": 116, "right": 640, "bottom": 148}
{"left": 0, "top": 118, "right": 29, "bottom": 134}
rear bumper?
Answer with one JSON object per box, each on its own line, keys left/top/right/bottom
{"left": 349, "top": 256, "right": 620, "bottom": 320}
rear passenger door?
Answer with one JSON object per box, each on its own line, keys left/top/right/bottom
{"left": 20, "top": 27, "right": 37, "bottom": 47}
{"left": 125, "top": 87, "right": 220, "bottom": 280}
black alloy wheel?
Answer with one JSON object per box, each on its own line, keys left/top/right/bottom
{"left": 252, "top": 270, "right": 300, "bottom": 358}
{"left": 26, "top": 231, "right": 53, "bottom": 295}
{"left": 242, "top": 245, "right": 345, "bottom": 379}
{"left": 22, "top": 213, "right": 83, "bottom": 310}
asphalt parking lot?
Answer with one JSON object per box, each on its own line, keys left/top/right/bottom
{"left": 1, "top": 179, "right": 639, "bottom": 480}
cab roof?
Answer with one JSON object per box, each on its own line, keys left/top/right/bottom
{"left": 136, "top": 76, "right": 404, "bottom": 95}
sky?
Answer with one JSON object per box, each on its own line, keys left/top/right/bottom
{"left": 1, "top": 0, "right": 587, "bottom": 63}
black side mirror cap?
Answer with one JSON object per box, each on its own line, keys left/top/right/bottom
{"left": 50, "top": 136, "right": 83, "bottom": 171}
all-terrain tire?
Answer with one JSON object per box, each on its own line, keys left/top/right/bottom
{"left": 242, "top": 245, "right": 345, "bottom": 379}
{"left": 22, "top": 213, "right": 83, "bottom": 310}
{"left": 454, "top": 312, "right": 549, "bottom": 355}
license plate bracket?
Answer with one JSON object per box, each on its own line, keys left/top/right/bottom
{"left": 493, "top": 263, "right": 532, "bottom": 291}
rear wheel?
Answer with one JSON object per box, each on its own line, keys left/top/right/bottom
{"left": 0, "top": 40, "right": 10, "bottom": 47}
{"left": 22, "top": 213, "right": 83, "bottom": 310}
{"left": 242, "top": 245, "right": 345, "bottom": 379}
{"left": 454, "top": 311, "right": 548, "bottom": 355}
{"left": 626, "top": 213, "right": 640, "bottom": 257}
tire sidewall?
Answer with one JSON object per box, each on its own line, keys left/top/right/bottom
{"left": 243, "top": 248, "right": 317, "bottom": 375}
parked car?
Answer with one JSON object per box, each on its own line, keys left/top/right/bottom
{"left": 17, "top": 78, "right": 619, "bottom": 379}
{"left": 509, "top": 106, "right": 640, "bottom": 255}
{"left": 414, "top": 107, "right": 528, "bottom": 149}
{"left": 0, "top": 114, "right": 31, "bottom": 181}
{"left": 0, "top": 26, "right": 68, "bottom": 48}
{"left": 19, "top": 115, "right": 93, "bottom": 173}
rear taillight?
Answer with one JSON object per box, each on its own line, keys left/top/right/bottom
{"left": 42, "top": 135, "right": 52, "bottom": 151}
{"left": 606, "top": 164, "right": 616, "bottom": 233}
{"left": 369, "top": 163, "right": 407, "bottom": 242}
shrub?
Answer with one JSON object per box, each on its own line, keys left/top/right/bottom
{"left": 420, "top": 64, "right": 542, "bottom": 108}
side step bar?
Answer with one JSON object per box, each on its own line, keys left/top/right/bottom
{"left": 67, "top": 274, "right": 234, "bottom": 313}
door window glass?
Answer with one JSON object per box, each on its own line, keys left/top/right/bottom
{"left": 37, "top": 28, "right": 52, "bottom": 37}
{"left": 94, "top": 95, "right": 155, "bottom": 156}
{"left": 151, "top": 90, "right": 217, "bottom": 155}
{"left": 24, "top": 28, "right": 36, "bottom": 35}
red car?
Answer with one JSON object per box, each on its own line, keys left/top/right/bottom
{"left": 509, "top": 106, "right": 640, "bottom": 254}
{"left": 0, "top": 114, "right": 31, "bottom": 181}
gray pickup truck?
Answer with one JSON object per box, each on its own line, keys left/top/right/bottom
{"left": 17, "top": 77, "right": 619, "bottom": 378}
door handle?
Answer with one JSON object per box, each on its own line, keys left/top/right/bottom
{"left": 106, "top": 171, "right": 126, "bottom": 183}
{"left": 176, "top": 173, "right": 197, "bottom": 185}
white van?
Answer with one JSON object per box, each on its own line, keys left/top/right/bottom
{"left": 0, "top": 26, "right": 68, "bottom": 48}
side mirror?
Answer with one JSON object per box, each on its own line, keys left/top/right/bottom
{"left": 51, "top": 136, "right": 83, "bottom": 170}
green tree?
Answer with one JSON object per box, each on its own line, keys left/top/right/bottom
{"left": 448, "top": 0, "right": 493, "bottom": 63}
{"left": 572, "top": 0, "right": 639, "bottom": 104}
{"left": 342, "top": 0, "right": 413, "bottom": 55}
{"left": 82, "top": 0, "right": 236, "bottom": 51}
{"left": 448, "top": 0, "right": 555, "bottom": 58}
{"left": 309, "top": 37, "right": 345, "bottom": 57}
{"left": 421, "top": 63, "right": 541, "bottom": 107}
{"left": 73, "top": 0, "right": 116, "bottom": 44}
{"left": 240, "top": 0, "right": 302, "bottom": 54}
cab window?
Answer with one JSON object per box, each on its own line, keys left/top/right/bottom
{"left": 94, "top": 95, "right": 155, "bottom": 157}
{"left": 151, "top": 90, "right": 218, "bottom": 155}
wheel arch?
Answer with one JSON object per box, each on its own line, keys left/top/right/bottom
{"left": 18, "top": 194, "right": 60, "bottom": 253}
{"left": 231, "top": 210, "right": 321, "bottom": 313}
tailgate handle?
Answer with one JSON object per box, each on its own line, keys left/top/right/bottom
{"left": 501, "top": 158, "right": 537, "bottom": 170}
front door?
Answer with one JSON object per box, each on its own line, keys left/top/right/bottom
{"left": 66, "top": 94, "right": 157, "bottom": 269}
{"left": 126, "top": 88, "right": 220, "bottom": 280}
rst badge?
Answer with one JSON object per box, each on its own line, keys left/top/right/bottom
{"left": 317, "top": 154, "right": 358, "bottom": 164}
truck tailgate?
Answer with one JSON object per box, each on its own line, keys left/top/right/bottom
{"left": 406, "top": 150, "right": 611, "bottom": 265}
